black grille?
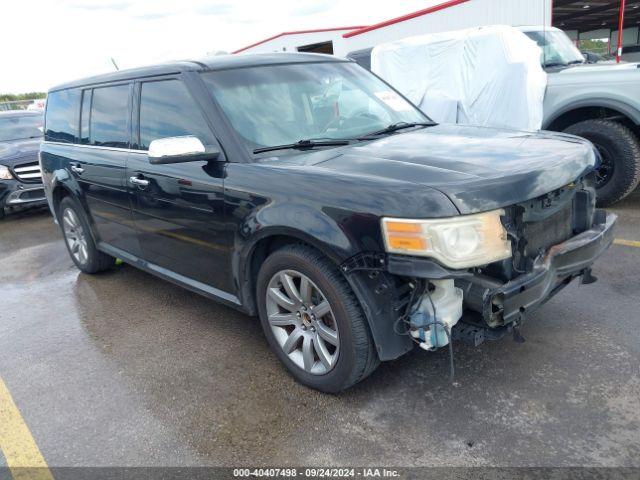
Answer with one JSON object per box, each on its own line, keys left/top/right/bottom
{"left": 12, "top": 161, "right": 42, "bottom": 183}
{"left": 521, "top": 202, "right": 573, "bottom": 258}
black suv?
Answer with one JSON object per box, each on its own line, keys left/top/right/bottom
{"left": 41, "top": 53, "right": 615, "bottom": 392}
{"left": 0, "top": 110, "right": 46, "bottom": 219}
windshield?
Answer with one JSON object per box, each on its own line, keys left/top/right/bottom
{"left": 201, "top": 62, "right": 429, "bottom": 152}
{"left": 0, "top": 114, "right": 44, "bottom": 142}
{"left": 525, "top": 30, "right": 585, "bottom": 67}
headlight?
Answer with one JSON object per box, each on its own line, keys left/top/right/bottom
{"left": 381, "top": 209, "right": 512, "bottom": 269}
{"left": 0, "top": 165, "right": 13, "bottom": 180}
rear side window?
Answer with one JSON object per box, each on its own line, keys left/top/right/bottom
{"left": 90, "top": 84, "right": 130, "bottom": 148}
{"left": 45, "top": 89, "right": 81, "bottom": 143}
{"left": 138, "top": 79, "right": 214, "bottom": 150}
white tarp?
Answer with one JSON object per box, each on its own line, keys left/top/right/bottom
{"left": 371, "top": 25, "right": 547, "bottom": 131}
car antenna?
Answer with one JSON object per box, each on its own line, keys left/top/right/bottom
{"left": 110, "top": 57, "right": 120, "bottom": 71}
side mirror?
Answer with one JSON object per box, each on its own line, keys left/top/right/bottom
{"left": 148, "top": 136, "right": 221, "bottom": 165}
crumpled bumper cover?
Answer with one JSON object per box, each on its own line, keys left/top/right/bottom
{"left": 459, "top": 210, "right": 617, "bottom": 327}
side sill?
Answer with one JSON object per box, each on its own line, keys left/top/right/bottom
{"left": 98, "top": 243, "right": 247, "bottom": 313}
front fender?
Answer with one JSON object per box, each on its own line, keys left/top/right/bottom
{"left": 234, "top": 202, "right": 414, "bottom": 360}
{"left": 234, "top": 202, "right": 369, "bottom": 302}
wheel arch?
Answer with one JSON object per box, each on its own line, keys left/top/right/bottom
{"left": 48, "top": 168, "right": 85, "bottom": 220}
{"left": 238, "top": 228, "right": 348, "bottom": 316}
{"left": 238, "top": 228, "right": 413, "bottom": 362}
{"left": 51, "top": 183, "right": 73, "bottom": 218}
{"left": 545, "top": 100, "right": 640, "bottom": 134}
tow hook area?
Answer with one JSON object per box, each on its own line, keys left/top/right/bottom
{"left": 409, "top": 280, "right": 463, "bottom": 351}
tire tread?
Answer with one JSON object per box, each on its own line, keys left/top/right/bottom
{"left": 258, "top": 244, "right": 379, "bottom": 392}
{"left": 564, "top": 119, "right": 640, "bottom": 206}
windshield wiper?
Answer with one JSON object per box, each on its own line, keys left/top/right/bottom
{"left": 357, "top": 121, "right": 436, "bottom": 139}
{"left": 253, "top": 138, "right": 350, "bottom": 154}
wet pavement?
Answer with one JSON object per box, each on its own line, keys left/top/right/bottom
{"left": 1, "top": 196, "right": 639, "bottom": 468}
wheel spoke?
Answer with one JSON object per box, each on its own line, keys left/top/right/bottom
{"left": 312, "top": 300, "right": 331, "bottom": 318}
{"left": 280, "top": 272, "right": 302, "bottom": 306}
{"left": 268, "top": 312, "right": 298, "bottom": 326}
{"left": 316, "top": 321, "right": 338, "bottom": 346}
{"left": 282, "top": 328, "right": 303, "bottom": 354}
{"left": 265, "top": 268, "right": 340, "bottom": 375}
{"left": 299, "top": 276, "right": 312, "bottom": 304}
{"left": 302, "top": 336, "right": 314, "bottom": 372}
{"left": 314, "top": 335, "right": 333, "bottom": 369}
{"left": 268, "top": 287, "right": 296, "bottom": 312}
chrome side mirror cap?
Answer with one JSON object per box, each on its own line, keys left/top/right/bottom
{"left": 148, "top": 136, "right": 221, "bottom": 164}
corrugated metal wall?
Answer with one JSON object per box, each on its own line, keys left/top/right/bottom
{"left": 335, "top": 0, "right": 552, "bottom": 56}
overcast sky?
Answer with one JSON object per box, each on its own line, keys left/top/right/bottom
{"left": 0, "top": 0, "right": 434, "bottom": 93}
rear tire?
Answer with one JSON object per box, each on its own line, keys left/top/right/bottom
{"left": 58, "top": 196, "right": 114, "bottom": 274}
{"left": 257, "top": 245, "right": 379, "bottom": 393}
{"left": 563, "top": 119, "right": 640, "bottom": 207}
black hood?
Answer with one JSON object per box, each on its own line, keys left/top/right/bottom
{"left": 0, "top": 138, "right": 41, "bottom": 167}
{"left": 312, "top": 124, "right": 597, "bottom": 214}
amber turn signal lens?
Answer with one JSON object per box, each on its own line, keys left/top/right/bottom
{"left": 387, "top": 235, "right": 427, "bottom": 250}
{"left": 384, "top": 221, "right": 422, "bottom": 233}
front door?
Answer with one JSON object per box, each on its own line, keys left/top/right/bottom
{"left": 127, "top": 77, "right": 234, "bottom": 295}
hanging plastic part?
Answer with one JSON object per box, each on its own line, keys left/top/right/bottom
{"left": 409, "top": 280, "right": 463, "bottom": 350}
{"left": 512, "top": 323, "right": 526, "bottom": 343}
{"left": 406, "top": 279, "right": 462, "bottom": 381}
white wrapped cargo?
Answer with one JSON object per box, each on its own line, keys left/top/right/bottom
{"left": 371, "top": 25, "right": 547, "bottom": 131}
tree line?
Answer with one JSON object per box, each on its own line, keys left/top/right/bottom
{"left": 0, "top": 92, "right": 47, "bottom": 102}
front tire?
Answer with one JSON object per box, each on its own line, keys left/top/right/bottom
{"left": 58, "top": 196, "right": 114, "bottom": 274}
{"left": 257, "top": 245, "right": 379, "bottom": 393}
{"left": 563, "top": 119, "right": 640, "bottom": 206}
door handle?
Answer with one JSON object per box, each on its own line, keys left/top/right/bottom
{"left": 129, "top": 176, "right": 150, "bottom": 187}
{"left": 70, "top": 164, "right": 84, "bottom": 174}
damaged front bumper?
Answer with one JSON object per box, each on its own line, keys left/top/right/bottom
{"left": 454, "top": 210, "right": 616, "bottom": 344}
{"left": 342, "top": 209, "right": 616, "bottom": 360}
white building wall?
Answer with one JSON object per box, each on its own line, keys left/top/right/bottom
{"left": 235, "top": 29, "right": 356, "bottom": 54}
{"left": 335, "top": 0, "right": 551, "bottom": 56}
{"left": 233, "top": 0, "right": 552, "bottom": 58}
{"left": 611, "top": 27, "right": 640, "bottom": 47}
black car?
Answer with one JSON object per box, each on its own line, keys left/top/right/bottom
{"left": 0, "top": 110, "right": 46, "bottom": 219}
{"left": 41, "top": 53, "right": 615, "bottom": 392}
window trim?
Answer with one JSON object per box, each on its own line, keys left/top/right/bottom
{"left": 79, "top": 88, "right": 93, "bottom": 145}
{"left": 134, "top": 74, "right": 218, "bottom": 152}
{"left": 87, "top": 81, "right": 133, "bottom": 149}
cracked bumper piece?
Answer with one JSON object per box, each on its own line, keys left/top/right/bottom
{"left": 457, "top": 210, "right": 617, "bottom": 329}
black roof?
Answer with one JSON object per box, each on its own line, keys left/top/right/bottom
{"left": 50, "top": 52, "right": 346, "bottom": 92}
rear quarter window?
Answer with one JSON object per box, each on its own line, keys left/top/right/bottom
{"left": 45, "top": 89, "right": 81, "bottom": 143}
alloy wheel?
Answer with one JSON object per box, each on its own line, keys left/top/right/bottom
{"left": 62, "top": 207, "right": 89, "bottom": 265}
{"left": 265, "top": 269, "right": 339, "bottom": 375}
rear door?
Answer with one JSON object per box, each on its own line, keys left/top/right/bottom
{"left": 126, "top": 76, "right": 233, "bottom": 294}
{"left": 72, "top": 83, "right": 141, "bottom": 256}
